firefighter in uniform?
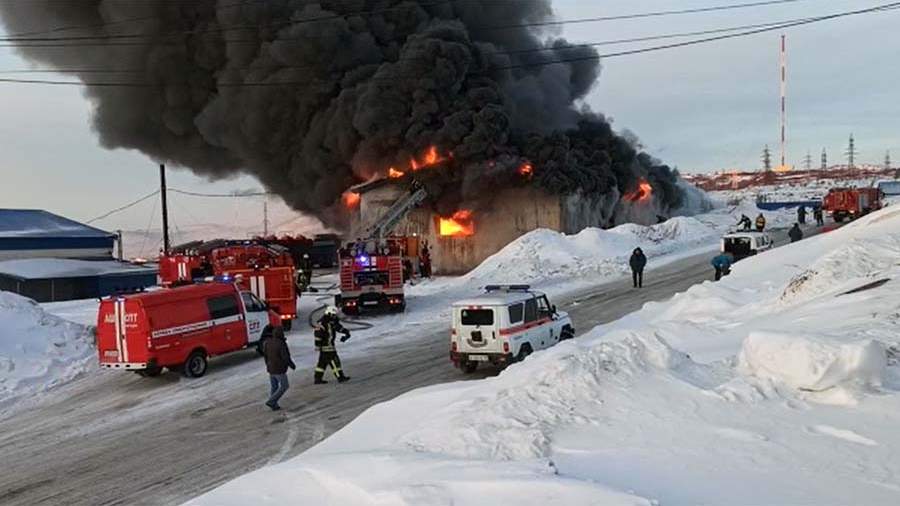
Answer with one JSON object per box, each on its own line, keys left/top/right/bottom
{"left": 313, "top": 306, "right": 351, "bottom": 384}
{"left": 755, "top": 213, "right": 766, "bottom": 232}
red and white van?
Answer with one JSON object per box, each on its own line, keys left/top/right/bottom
{"left": 97, "top": 282, "right": 281, "bottom": 378}
{"left": 449, "top": 285, "right": 575, "bottom": 373}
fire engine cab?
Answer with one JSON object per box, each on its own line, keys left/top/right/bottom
{"left": 449, "top": 285, "right": 575, "bottom": 373}
{"left": 97, "top": 281, "right": 281, "bottom": 378}
{"left": 159, "top": 241, "right": 298, "bottom": 330}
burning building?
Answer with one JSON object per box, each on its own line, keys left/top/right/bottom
{"left": 346, "top": 155, "right": 673, "bottom": 274}
{"left": 0, "top": 1, "right": 688, "bottom": 246}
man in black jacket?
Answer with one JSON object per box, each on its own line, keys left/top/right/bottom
{"left": 629, "top": 248, "right": 647, "bottom": 288}
{"left": 262, "top": 326, "right": 295, "bottom": 411}
{"left": 314, "top": 306, "right": 351, "bottom": 384}
{"left": 788, "top": 223, "right": 804, "bottom": 243}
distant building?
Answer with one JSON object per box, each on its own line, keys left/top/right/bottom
{"left": 0, "top": 259, "right": 157, "bottom": 303}
{"left": 0, "top": 209, "right": 116, "bottom": 260}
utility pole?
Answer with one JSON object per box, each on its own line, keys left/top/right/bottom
{"left": 885, "top": 150, "right": 891, "bottom": 171}
{"left": 845, "top": 134, "right": 858, "bottom": 170}
{"left": 821, "top": 148, "right": 828, "bottom": 170}
{"left": 779, "top": 34, "right": 787, "bottom": 171}
{"left": 159, "top": 163, "right": 170, "bottom": 255}
{"left": 803, "top": 150, "right": 812, "bottom": 171}
{"left": 762, "top": 144, "right": 772, "bottom": 171}
{"left": 263, "top": 195, "right": 269, "bottom": 236}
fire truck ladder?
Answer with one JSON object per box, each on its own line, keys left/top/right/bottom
{"left": 367, "top": 186, "right": 428, "bottom": 239}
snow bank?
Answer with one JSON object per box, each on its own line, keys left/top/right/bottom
{"left": 0, "top": 291, "right": 95, "bottom": 409}
{"left": 189, "top": 205, "right": 900, "bottom": 506}
{"left": 464, "top": 217, "right": 719, "bottom": 284}
{"left": 738, "top": 332, "right": 886, "bottom": 392}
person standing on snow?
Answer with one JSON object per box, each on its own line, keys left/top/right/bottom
{"left": 797, "top": 205, "right": 807, "bottom": 225}
{"left": 711, "top": 252, "right": 734, "bottom": 281}
{"left": 261, "top": 326, "right": 295, "bottom": 411}
{"left": 789, "top": 223, "right": 804, "bottom": 243}
{"left": 313, "top": 306, "right": 351, "bottom": 384}
{"left": 814, "top": 206, "right": 825, "bottom": 226}
{"left": 755, "top": 213, "right": 767, "bottom": 232}
{"left": 737, "top": 214, "right": 752, "bottom": 231}
{"left": 629, "top": 248, "right": 647, "bottom": 288}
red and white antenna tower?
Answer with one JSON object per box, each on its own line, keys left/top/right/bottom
{"left": 779, "top": 34, "right": 787, "bottom": 171}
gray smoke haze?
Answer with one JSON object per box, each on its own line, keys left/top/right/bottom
{"left": 0, "top": 0, "right": 683, "bottom": 227}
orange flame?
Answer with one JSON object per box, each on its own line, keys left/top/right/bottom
{"left": 410, "top": 145, "right": 447, "bottom": 171}
{"left": 518, "top": 162, "right": 534, "bottom": 178}
{"left": 342, "top": 191, "right": 360, "bottom": 208}
{"left": 388, "top": 167, "right": 405, "bottom": 178}
{"left": 439, "top": 210, "right": 475, "bottom": 237}
{"left": 624, "top": 178, "right": 653, "bottom": 203}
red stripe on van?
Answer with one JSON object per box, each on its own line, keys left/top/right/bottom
{"left": 499, "top": 317, "right": 551, "bottom": 336}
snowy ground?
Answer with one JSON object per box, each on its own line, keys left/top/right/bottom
{"left": 0, "top": 292, "right": 95, "bottom": 409}
{"left": 188, "top": 205, "right": 900, "bottom": 505}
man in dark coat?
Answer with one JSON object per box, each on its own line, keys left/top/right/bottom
{"left": 797, "top": 206, "right": 807, "bottom": 225}
{"left": 788, "top": 223, "right": 804, "bottom": 243}
{"left": 313, "top": 306, "right": 351, "bottom": 384}
{"left": 814, "top": 206, "right": 825, "bottom": 226}
{"left": 629, "top": 248, "right": 647, "bottom": 288}
{"left": 262, "top": 326, "right": 295, "bottom": 411}
{"left": 737, "top": 214, "right": 752, "bottom": 231}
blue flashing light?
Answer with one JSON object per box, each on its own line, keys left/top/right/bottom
{"left": 357, "top": 255, "right": 370, "bottom": 267}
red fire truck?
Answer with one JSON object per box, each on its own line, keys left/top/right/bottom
{"left": 336, "top": 182, "right": 429, "bottom": 315}
{"left": 97, "top": 282, "right": 281, "bottom": 378}
{"left": 822, "top": 187, "right": 884, "bottom": 222}
{"left": 159, "top": 242, "right": 299, "bottom": 330}
{"left": 337, "top": 237, "right": 406, "bottom": 314}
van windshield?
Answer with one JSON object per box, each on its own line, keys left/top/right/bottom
{"left": 724, "top": 237, "right": 752, "bottom": 256}
{"left": 461, "top": 308, "right": 494, "bottom": 326}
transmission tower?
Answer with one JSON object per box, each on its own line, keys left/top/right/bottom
{"left": 845, "top": 134, "right": 858, "bottom": 169}
{"left": 821, "top": 148, "right": 828, "bottom": 170}
{"left": 762, "top": 145, "right": 772, "bottom": 172}
{"left": 803, "top": 151, "right": 812, "bottom": 171}
{"left": 885, "top": 150, "right": 892, "bottom": 171}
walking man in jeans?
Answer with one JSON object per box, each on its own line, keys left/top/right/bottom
{"left": 629, "top": 247, "right": 647, "bottom": 288}
{"left": 262, "top": 326, "right": 295, "bottom": 411}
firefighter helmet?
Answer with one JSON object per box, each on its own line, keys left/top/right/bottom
{"left": 324, "top": 305, "right": 338, "bottom": 316}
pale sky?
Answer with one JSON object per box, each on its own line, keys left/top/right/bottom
{"left": 1, "top": 0, "right": 897, "bottom": 231}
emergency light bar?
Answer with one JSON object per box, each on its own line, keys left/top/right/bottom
{"left": 484, "top": 284, "right": 531, "bottom": 292}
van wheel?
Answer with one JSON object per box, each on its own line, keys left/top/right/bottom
{"left": 462, "top": 361, "right": 478, "bottom": 374}
{"left": 516, "top": 344, "right": 533, "bottom": 363}
{"left": 182, "top": 351, "right": 208, "bottom": 378}
{"left": 560, "top": 326, "right": 575, "bottom": 341}
{"left": 137, "top": 365, "right": 163, "bottom": 377}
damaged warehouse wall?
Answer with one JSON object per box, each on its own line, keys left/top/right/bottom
{"left": 352, "top": 181, "right": 631, "bottom": 274}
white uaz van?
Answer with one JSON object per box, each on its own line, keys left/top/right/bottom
{"left": 449, "top": 285, "right": 575, "bottom": 373}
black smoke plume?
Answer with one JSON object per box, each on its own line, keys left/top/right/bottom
{"left": 0, "top": 0, "right": 683, "bottom": 227}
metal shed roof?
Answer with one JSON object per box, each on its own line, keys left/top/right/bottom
{"left": 0, "top": 209, "right": 114, "bottom": 239}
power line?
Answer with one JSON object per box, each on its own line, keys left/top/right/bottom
{"left": 0, "top": 16, "right": 820, "bottom": 74}
{"left": 85, "top": 189, "right": 160, "bottom": 224}
{"left": 0, "top": 2, "right": 895, "bottom": 88}
{"left": 0, "top": 0, "right": 810, "bottom": 45}
{"left": 169, "top": 188, "right": 270, "bottom": 198}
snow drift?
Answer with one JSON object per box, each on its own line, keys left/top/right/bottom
{"left": 0, "top": 291, "right": 95, "bottom": 410}
{"left": 189, "top": 203, "right": 900, "bottom": 506}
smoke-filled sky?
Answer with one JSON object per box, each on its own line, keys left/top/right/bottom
{"left": 1, "top": 0, "right": 897, "bottom": 232}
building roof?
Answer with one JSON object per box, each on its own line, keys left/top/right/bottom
{"left": 0, "top": 259, "right": 157, "bottom": 281}
{"left": 0, "top": 209, "right": 114, "bottom": 239}
{"left": 349, "top": 178, "right": 396, "bottom": 195}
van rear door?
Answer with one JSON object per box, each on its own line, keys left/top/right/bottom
{"left": 97, "top": 298, "right": 149, "bottom": 367}
{"left": 457, "top": 306, "right": 501, "bottom": 355}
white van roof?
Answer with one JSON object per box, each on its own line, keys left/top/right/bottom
{"left": 723, "top": 230, "right": 771, "bottom": 239}
{"left": 452, "top": 289, "right": 542, "bottom": 308}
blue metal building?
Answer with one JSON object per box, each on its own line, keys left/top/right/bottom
{"left": 0, "top": 208, "right": 116, "bottom": 260}
{"left": 0, "top": 259, "right": 157, "bottom": 302}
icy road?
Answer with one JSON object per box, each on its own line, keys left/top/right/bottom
{"left": 0, "top": 228, "right": 807, "bottom": 506}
